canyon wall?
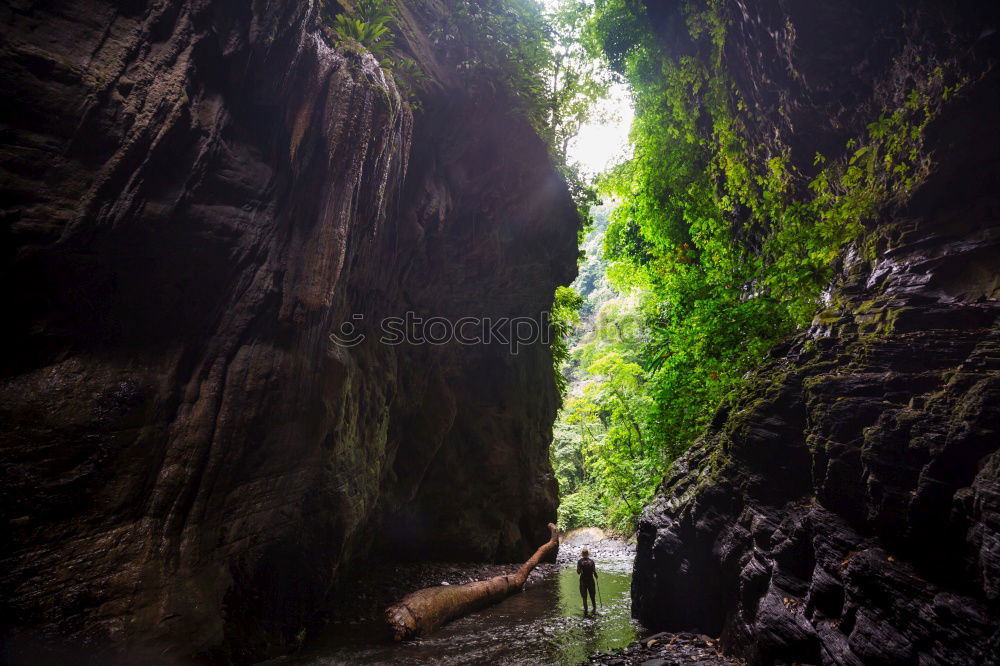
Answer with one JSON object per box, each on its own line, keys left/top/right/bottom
{"left": 632, "top": 2, "right": 1000, "bottom": 664}
{"left": 0, "top": 0, "right": 577, "bottom": 662}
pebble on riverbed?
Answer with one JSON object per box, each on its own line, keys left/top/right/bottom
{"left": 583, "top": 631, "right": 741, "bottom": 666}
{"left": 557, "top": 534, "right": 636, "bottom": 568}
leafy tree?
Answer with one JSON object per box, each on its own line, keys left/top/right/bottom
{"left": 427, "top": 0, "right": 552, "bottom": 129}
{"left": 543, "top": 0, "right": 615, "bottom": 161}
{"left": 551, "top": 285, "right": 584, "bottom": 395}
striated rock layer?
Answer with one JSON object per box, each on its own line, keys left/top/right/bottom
{"left": 633, "top": 1, "right": 1000, "bottom": 665}
{"left": 0, "top": 0, "right": 577, "bottom": 662}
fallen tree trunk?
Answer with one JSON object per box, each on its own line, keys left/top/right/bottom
{"left": 384, "top": 523, "right": 560, "bottom": 640}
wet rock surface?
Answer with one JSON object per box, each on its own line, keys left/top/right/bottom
{"left": 0, "top": 0, "right": 577, "bottom": 662}
{"left": 562, "top": 537, "right": 738, "bottom": 666}
{"left": 583, "top": 632, "right": 738, "bottom": 666}
{"left": 632, "top": 2, "right": 1000, "bottom": 665}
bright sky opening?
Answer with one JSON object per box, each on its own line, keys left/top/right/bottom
{"left": 566, "top": 80, "right": 633, "bottom": 177}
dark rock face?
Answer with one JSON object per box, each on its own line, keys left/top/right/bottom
{"left": 0, "top": 0, "right": 576, "bottom": 661}
{"left": 632, "top": 2, "right": 1000, "bottom": 665}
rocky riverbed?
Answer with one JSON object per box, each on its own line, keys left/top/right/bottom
{"left": 266, "top": 530, "right": 741, "bottom": 665}
{"left": 581, "top": 632, "right": 740, "bottom": 666}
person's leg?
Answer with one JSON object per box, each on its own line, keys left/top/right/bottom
{"left": 580, "top": 580, "right": 588, "bottom": 613}
{"left": 588, "top": 580, "right": 597, "bottom": 610}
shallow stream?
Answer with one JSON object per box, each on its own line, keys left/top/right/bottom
{"left": 285, "top": 541, "right": 640, "bottom": 665}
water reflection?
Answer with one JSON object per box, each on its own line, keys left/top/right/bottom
{"left": 288, "top": 558, "right": 641, "bottom": 665}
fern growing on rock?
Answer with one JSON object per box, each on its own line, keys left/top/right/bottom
{"left": 327, "top": 0, "right": 396, "bottom": 57}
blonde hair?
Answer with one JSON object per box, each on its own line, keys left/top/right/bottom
{"left": 581, "top": 548, "right": 590, "bottom": 557}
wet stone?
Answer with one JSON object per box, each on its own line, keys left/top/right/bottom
{"left": 583, "top": 632, "right": 738, "bottom": 665}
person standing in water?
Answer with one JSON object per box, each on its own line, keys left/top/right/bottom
{"left": 577, "top": 548, "right": 598, "bottom": 614}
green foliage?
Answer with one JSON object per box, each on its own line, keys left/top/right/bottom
{"left": 558, "top": 484, "right": 607, "bottom": 530}
{"left": 549, "top": 0, "right": 964, "bottom": 531}
{"left": 544, "top": 0, "right": 616, "bottom": 161}
{"left": 322, "top": 0, "right": 428, "bottom": 108}
{"left": 329, "top": 0, "right": 397, "bottom": 56}
{"left": 541, "top": 0, "right": 622, "bottom": 251}
{"left": 565, "top": 292, "right": 664, "bottom": 530}
{"left": 388, "top": 55, "right": 429, "bottom": 106}
{"left": 431, "top": 0, "right": 552, "bottom": 129}
{"left": 574, "top": 204, "right": 615, "bottom": 318}
{"left": 581, "top": 0, "right": 652, "bottom": 75}
{"left": 551, "top": 285, "right": 584, "bottom": 396}
{"left": 332, "top": 15, "right": 392, "bottom": 54}
{"left": 551, "top": 207, "right": 663, "bottom": 532}
{"left": 558, "top": 161, "right": 602, "bottom": 253}
{"left": 435, "top": 0, "right": 604, "bottom": 231}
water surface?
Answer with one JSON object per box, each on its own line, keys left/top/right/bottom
{"left": 288, "top": 551, "right": 640, "bottom": 665}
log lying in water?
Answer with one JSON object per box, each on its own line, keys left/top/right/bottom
{"left": 384, "top": 523, "right": 560, "bottom": 640}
